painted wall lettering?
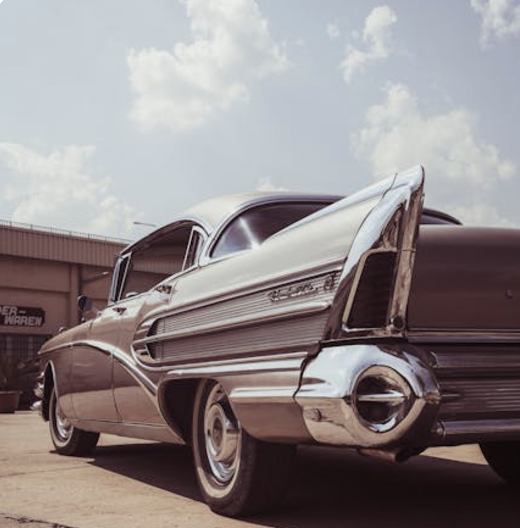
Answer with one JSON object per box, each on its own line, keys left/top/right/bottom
{"left": 0, "top": 305, "right": 45, "bottom": 327}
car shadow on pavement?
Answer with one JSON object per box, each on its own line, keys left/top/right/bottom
{"left": 89, "top": 443, "right": 517, "bottom": 528}
{"left": 89, "top": 442, "right": 198, "bottom": 498}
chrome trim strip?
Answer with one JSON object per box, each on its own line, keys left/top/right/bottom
{"left": 72, "top": 339, "right": 113, "bottom": 356}
{"left": 357, "top": 391, "right": 406, "bottom": 403}
{"left": 229, "top": 386, "right": 296, "bottom": 405}
{"left": 408, "top": 330, "right": 520, "bottom": 343}
{"left": 165, "top": 351, "right": 308, "bottom": 378}
{"left": 431, "top": 349, "right": 520, "bottom": 372}
{"left": 72, "top": 340, "right": 159, "bottom": 395}
{"left": 112, "top": 347, "right": 158, "bottom": 396}
{"left": 136, "top": 300, "right": 330, "bottom": 347}
{"left": 388, "top": 169, "right": 425, "bottom": 326}
{"left": 278, "top": 176, "right": 409, "bottom": 235}
{"left": 131, "top": 266, "right": 340, "bottom": 368}
{"left": 136, "top": 263, "right": 343, "bottom": 332}
{"left": 39, "top": 343, "right": 72, "bottom": 355}
{"left": 70, "top": 418, "right": 184, "bottom": 443}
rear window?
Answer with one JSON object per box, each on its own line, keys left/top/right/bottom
{"left": 211, "top": 202, "right": 329, "bottom": 259}
{"left": 420, "top": 209, "right": 462, "bottom": 225}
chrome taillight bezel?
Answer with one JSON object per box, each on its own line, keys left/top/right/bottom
{"left": 352, "top": 365, "right": 413, "bottom": 433}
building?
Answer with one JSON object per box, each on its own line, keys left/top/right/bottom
{"left": 0, "top": 219, "right": 129, "bottom": 365}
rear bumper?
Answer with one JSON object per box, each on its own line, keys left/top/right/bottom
{"left": 295, "top": 341, "right": 520, "bottom": 450}
{"left": 433, "top": 418, "right": 520, "bottom": 445}
{"left": 295, "top": 343, "right": 440, "bottom": 450}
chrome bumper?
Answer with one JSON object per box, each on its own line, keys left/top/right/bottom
{"left": 295, "top": 344, "right": 441, "bottom": 449}
{"left": 433, "top": 419, "right": 520, "bottom": 444}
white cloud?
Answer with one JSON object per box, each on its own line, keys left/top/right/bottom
{"left": 351, "top": 83, "right": 517, "bottom": 225}
{"left": 327, "top": 23, "right": 341, "bottom": 40}
{"left": 0, "top": 143, "right": 139, "bottom": 238}
{"left": 471, "top": 0, "right": 520, "bottom": 47}
{"left": 256, "top": 177, "right": 288, "bottom": 192}
{"left": 340, "top": 6, "right": 397, "bottom": 84}
{"left": 127, "top": 0, "right": 289, "bottom": 131}
{"left": 451, "top": 203, "right": 516, "bottom": 226}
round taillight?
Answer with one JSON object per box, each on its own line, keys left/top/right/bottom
{"left": 353, "top": 366, "right": 413, "bottom": 433}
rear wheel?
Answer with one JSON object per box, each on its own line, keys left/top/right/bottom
{"left": 49, "top": 386, "right": 99, "bottom": 456}
{"left": 480, "top": 441, "right": 520, "bottom": 485}
{"left": 192, "top": 379, "right": 295, "bottom": 517}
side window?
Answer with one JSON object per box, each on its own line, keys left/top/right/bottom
{"left": 109, "top": 255, "right": 130, "bottom": 303}
{"left": 111, "top": 223, "right": 204, "bottom": 302}
{"left": 182, "top": 227, "right": 204, "bottom": 271}
{"left": 211, "top": 202, "right": 330, "bottom": 260}
{"left": 120, "top": 250, "right": 175, "bottom": 300}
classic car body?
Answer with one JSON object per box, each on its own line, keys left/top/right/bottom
{"left": 36, "top": 166, "right": 520, "bottom": 516}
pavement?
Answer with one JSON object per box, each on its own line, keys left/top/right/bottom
{"left": 0, "top": 411, "right": 518, "bottom": 528}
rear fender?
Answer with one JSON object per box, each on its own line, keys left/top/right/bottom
{"left": 325, "top": 165, "right": 425, "bottom": 340}
{"left": 151, "top": 167, "right": 425, "bottom": 443}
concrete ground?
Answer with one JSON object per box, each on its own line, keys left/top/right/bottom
{"left": 0, "top": 411, "right": 517, "bottom": 528}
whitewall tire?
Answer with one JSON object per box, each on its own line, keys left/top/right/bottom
{"left": 192, "top": 379, "right": 295, "bottom": 517}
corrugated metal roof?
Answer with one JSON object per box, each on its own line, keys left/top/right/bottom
{"left": 0, "top": 222, "right": 127, "bottom": 267}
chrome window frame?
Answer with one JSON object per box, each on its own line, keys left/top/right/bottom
{"left": 182, "top": 225, "right": 207, "bottom": 271}
{"left": 109, "top": 220, "right": 208, "bottom": 304}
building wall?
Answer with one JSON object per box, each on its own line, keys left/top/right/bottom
{"left": 0, "top": 222, "right": 129, "bottom": 364}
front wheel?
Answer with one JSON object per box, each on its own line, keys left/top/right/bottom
{"left": 49, "top": 386, "right": 99, "bottom": 456}
{"left": 192, "top": 380, "right": 295, "bottom": 517}
{"left": 480, "top": 441, "right": 520, "bottom": 485}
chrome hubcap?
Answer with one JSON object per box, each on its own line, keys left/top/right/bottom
{"left": 204, "top": 384, "right": 240, "bottom": 484}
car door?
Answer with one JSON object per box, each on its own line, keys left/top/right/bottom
{"left": 111, "top": 289, "right": 169, "bottom": 425}
{"left": 70, "top": 305, "right": 120, "bottom": 422}
{"left": 110, "top": 222, "right": 206, "bottom": 425}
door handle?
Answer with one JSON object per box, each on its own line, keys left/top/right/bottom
{"left": 112, "top": 306, "right": 127, "bottom": 315}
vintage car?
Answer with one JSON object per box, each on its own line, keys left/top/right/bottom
{"left": 36, "top": 165, "right": 520, "bottom": 516}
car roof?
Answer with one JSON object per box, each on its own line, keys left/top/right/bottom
{"left": 122, "top": 192, "right": 342, "bottom": 255}
{"left": 182, "top": 191, "right": 342, "bottom": 232}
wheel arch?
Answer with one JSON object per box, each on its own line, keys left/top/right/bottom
{"left": 41, "top": 361, "right": 57, "bottom": 422}
{"left": 157, "top": 378, "right": 200, "bottom": 444}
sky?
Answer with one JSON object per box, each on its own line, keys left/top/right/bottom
{"left": 0, "top": 0, "right": 519, "bottom": 239}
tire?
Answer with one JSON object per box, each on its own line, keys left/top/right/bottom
{"left": 49, "top": 386, "right": 99, "bottom": 456}
{"left": 192, "top": 379, "right": 295, "bottom": 517}
{"left": 480, "top": 441, "right": 520, "bottom": 485}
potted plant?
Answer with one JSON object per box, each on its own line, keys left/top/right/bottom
{"left": 0, "top": 355, "right": 22, "bottom": 413}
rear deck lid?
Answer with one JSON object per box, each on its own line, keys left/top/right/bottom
{"left": 408, "top": 226, "right": 520, "bottom": 332}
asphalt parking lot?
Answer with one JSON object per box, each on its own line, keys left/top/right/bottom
{"left": 0, "top": 411, "right": 518, "bottom": 528}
